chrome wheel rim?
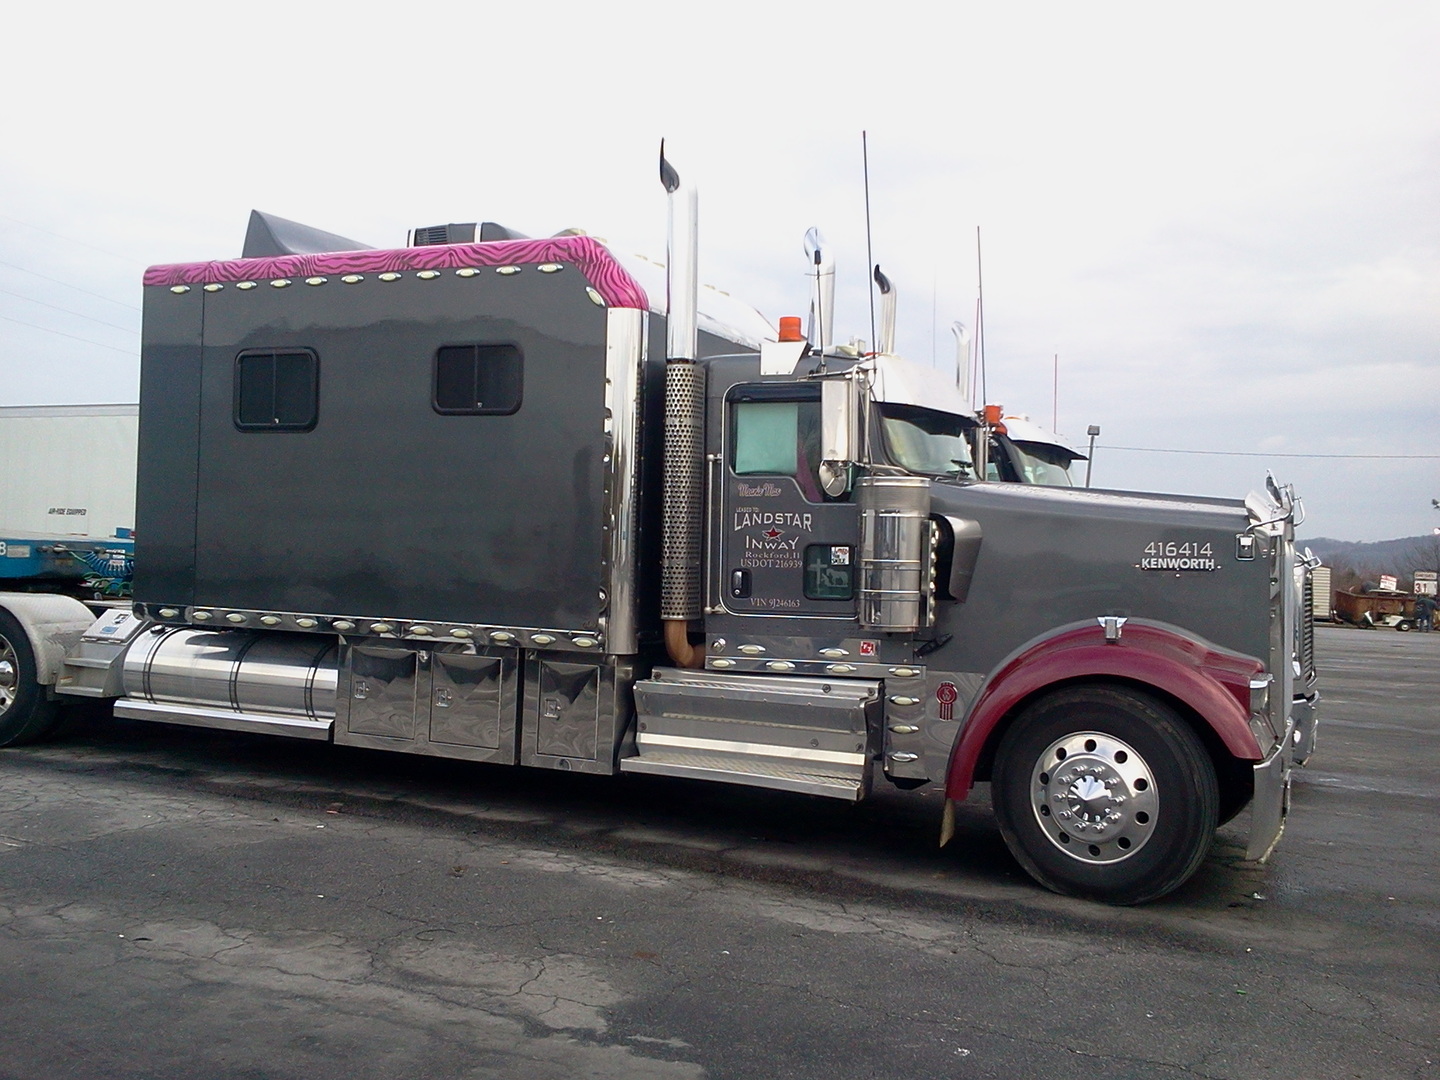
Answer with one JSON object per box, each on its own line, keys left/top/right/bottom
{"left": 0, "top": 636, "right": 17, "bottom": 714}
{"left": 1030, "top": 731, "right": 1159, "bottom": 864}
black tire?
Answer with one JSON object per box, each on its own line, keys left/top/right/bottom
{"left": 0, "top": 611, "right": 64, "bottom": 747}
{"left": 1396, "top": 620, "right": 1412, "bottom": 633}
{"left": 992, "top": 685, "right": 1219, "bottom": 905}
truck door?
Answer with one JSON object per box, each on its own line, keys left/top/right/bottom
{"left": 717, "top": 383, "right": 860, "bottom": 622}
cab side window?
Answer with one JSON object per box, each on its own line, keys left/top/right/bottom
{"left": 731, "top": 398, "right": 823, "bottom": 501}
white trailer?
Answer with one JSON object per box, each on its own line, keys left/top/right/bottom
{"left": 0, "top": 404, "right": 138, "bottom": 538}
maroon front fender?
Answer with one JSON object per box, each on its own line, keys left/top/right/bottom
{"left": 943, "top": 621, "right": 1265, "bottom": 801}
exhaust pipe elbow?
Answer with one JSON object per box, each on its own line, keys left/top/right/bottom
{"left": 664, "top": 619, "right": 704, "bottom": 669}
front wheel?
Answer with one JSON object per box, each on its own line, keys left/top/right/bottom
{"left": 0, "top": 611, "right": 64, "bottom": 747}
{"left": 992, "top": 685, "right": 1219, "bottom": 905}
{"left": 1395, "top": 620, "right": 1412, "bottom": 632}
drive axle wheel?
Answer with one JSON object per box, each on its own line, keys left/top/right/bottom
{"left": 993, "top": 685, "right": 1219, "bottom": 905}
{"left": 0, "top": 612, "right": 63, "bottom": 747}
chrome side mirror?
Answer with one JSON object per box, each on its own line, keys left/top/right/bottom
{"left": 820, "top": 376, "right": 859, "bottom": 496}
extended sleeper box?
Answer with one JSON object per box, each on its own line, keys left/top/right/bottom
{"left": 133, "top": 237, "right": 656, "bottom": 650}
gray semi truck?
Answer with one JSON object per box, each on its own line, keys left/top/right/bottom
{"left": 0, "top": 151, "right": 1315, "bottom": 904}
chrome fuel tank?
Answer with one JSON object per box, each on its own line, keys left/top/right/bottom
{"left": 123, "top": 627, "right": 338, "bottom": 719}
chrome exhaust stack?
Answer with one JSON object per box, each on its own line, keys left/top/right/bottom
{"left": 660, "top": 144, "right": 698, "bottom": 363}
{"left": 659, "top": 144, "right": 705, "bottom": 667}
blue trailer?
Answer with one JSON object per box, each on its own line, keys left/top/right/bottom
{"left": 0, "top": 533, "right": 135, "bottom": 598}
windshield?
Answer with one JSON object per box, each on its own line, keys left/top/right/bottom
{"left": 1011, "top": 441, "right": 1077, "bottom": 486}
{"left": 878, "top": 403, "right": 977, "bottom": 480}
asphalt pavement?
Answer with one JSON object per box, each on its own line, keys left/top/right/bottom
{"left": 1, "top": 625, "right": 1435, "bottom": 1079}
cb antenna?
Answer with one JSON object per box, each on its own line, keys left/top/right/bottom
{"left": 976, "top": 225, "right": 987, "bottom": 409}
{"left": 863, "top": 130, "right": 877, "bottom": 357}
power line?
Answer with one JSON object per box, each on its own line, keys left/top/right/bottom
{"left": 0, "top": 257, "right": 140, "bottom": 312}
{"left": 1100, "top": 444, "right": 1440, "bottom": 460}
{"left": 0, "top": 211, "right": 139, "bottom": 264}
{"left": 0, "top": 312, "right": 136, "bottom": 355}
{"left": 0, "top": 284, "right": 138, "bottom": 335}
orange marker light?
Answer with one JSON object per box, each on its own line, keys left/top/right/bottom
{"left": 778, "top": 316, "right": 804, "bottom": 342}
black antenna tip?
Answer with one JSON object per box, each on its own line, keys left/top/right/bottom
{"left": 659, "top": 140, "right": 680, "bottom": 194}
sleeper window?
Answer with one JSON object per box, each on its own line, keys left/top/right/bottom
{"left": 434, "top": 344, "right": 523, "bottom": 415}
{"left": 235, "top": 349, "right": 318, "bottom": 431}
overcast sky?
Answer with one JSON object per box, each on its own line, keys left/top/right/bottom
{"left": 2, "top": 1, "right": 1435, "bottom": 542}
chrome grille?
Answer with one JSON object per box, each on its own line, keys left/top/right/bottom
{"left": 1299, "top": 571, "right": 1316, "bottom": 681}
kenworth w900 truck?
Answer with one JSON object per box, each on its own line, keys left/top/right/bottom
{"left": 0, "top": 151, "right": 1314, "bottom": 904}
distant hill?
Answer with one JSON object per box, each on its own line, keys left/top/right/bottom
{"left": 1301, "top": 533, "right": 1440, "bottom": 590}
{"left": 1301, "top": 536, "right": 1428, "bottom": 564}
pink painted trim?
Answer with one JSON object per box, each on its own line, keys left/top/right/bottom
{"left": 943, "top": 621, "right": 1264, "bottom": 801}
{"left": 143, "top": 235, "right": 648, "bottom": 310}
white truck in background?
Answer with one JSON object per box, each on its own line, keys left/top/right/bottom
{"left": 986, "top": 413, "right": 1086, "bottom": 486}
{"left": 0, "top": 405, "right": 137, "bottom": 538}
{"left": 0, "top": 404, "right": 137, "bottom": 596}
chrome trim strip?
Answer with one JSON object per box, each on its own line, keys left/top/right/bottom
{"left": 133, "top": 604, "right": 607, "bottom": 654}
{"left": 704, "top": 659, "right": 900, "bottom": 678}
{"left": 603, "top": 306, "right": 645, "bottom": 655}
{"left": 704, "top": 452, "right": 722, "bottom": 614}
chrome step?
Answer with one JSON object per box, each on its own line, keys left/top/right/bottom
{"left": 625, "top": 667, "right": 881, "bottom": 801}
{"left": 620, "top": 746, "right": 865, "bottom": 800}
{"left": 114, "top": 699, "right": 333, "bottom": 741}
